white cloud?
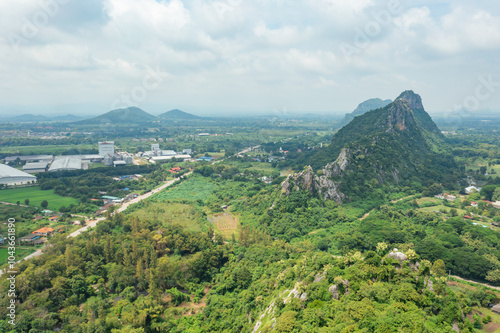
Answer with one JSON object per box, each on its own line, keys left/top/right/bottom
{"left": 0, "top": 0, "right": 500, "bottom": 115}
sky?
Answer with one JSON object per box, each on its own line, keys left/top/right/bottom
{"left": 1, "top": 0, "right": 500, "bottom": 117}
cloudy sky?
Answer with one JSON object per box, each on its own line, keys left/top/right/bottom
{"left": 1, "top": 0, "right": 500, "bottom": 117}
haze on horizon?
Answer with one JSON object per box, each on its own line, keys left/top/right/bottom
{"left": 1, "top": 0, "right": 500, "bottom": 117}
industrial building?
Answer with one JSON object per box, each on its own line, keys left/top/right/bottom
{"left": 99, "top": 142, "right": 115, "bottom": 157}
{"left": 48, "top": 157, "right": 82, "bottom": 172}
{"left": 0, "top": 164, "right": 37, "bottom": 185}
{"left": 150, "top": 154, "right": 192, "bottom": 162}
{"left": 23, "top": 162, "right": 48, "bottom": 173}
{"left": 5, "top": 155, "right": 53, "bottom": 164}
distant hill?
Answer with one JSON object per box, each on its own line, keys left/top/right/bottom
{"left": 76, "top": 107, "right": 156, "bottom": 124}
{"left": 1, "top": 113, "right": 90, "bottom": 123}
{"left": 50, "top": 114, "right": 87, "bottom": 122}
{"left": 283, "top": 90, "right": 458, "bottom": 204}
{"left": 158, "top": 109, "right": 201, "bottom": 120}
{"left": 0, "top": 114, "right": 49, "bottom": 123}
{"left": 338, "top": 98, "right": 392, "bottom": 128}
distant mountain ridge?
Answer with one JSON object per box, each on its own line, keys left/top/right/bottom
{"left": 0, "top": 114, "right": 87, "bottom": 123}
{"left": 76, "top": 107, "right": 156, "bottom": 125}
{"left": 283, "top": 90, "right": 457, "bottom": 204}
{"left": 339, "top": 98, "right": 392, "bottom": 128}
{"left": 158, "top": 109, "right": 201, "bottom": 120}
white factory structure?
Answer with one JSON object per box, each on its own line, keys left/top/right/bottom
{"left": 3, "top": 141, "right": 133, "bottom": 175}
{"left": 142, "top": 144, "right": 192, "bottom": 162}
{"left": 0, "top": 164, "right": 37, "bottom": 185}
{"left": 99, "top": 141, "right": 115, "bottom": 157}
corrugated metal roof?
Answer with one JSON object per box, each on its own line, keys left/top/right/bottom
{"left": 48, "top": 157, "right": 82, "bottom": 172}
{"left": 0, "top": 164, "right": 37, "bottom": 179}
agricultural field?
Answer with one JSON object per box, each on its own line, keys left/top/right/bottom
{"left": 0, "top": 186, "right": 79, "bottom": 209}
{"left": 129, "top": 202, "right": 204, "bottom": 232}
{"left": 0, "top": 144, "right": 95, "bottom": 155}
{"left": 208, "top": 212, "right": 239, "bottom": 239}
{"left": 418, "top": 205, "right": 467, "bottom": 216}
{"left": 447, "top": 280, "right": 500, "bottom": 333}
{"left": 152, "top": 176, "right": 215, "bottom": 202}
{"left": 0, "top": 247, "right": 38, "bottom": 268}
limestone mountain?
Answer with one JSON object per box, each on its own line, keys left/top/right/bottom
{"left": 338, "top": 98, "right": 392, "bottom": 128}
{"left": 76, "top": 107, "right": 156, "bottom": 124}
{"left": 158, "top": 109, "right": 201, "bottom": 120}
{"left": 283, "top": 91, "right": 457, "bottom": 203}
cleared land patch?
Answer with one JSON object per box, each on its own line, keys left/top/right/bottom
{"left": 208, "top": 212, "right": 239, "bottom": 239}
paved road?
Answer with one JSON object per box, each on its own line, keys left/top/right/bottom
{"left": 68, "top": 171, "right": 193, "bottom": 238}
{"left": 450, "top": 275, "right": 500, "bottom": 291}
{"left": 1, "top": 145, "right": 254, "bottom": 273}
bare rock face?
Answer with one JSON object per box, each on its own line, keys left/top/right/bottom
{"left": 281, "top": 148, "right": 351, "bottom": 204}
{"left": 281, "top": 166, "right": 315, "bottom": 196}
{"left": 384, "top": 99, "right": 416, "bottom": 133}
{"left": 328, "top": 279, "right": 350, "bottom": 300}
{"left": 396, "top": 90, "right": 424, "bottom": 110}
{"left": 387, "top": 248, "right": 407, "bottom": 261}
{"left": 329, "top": 284, "right": 339, "bottom": 300}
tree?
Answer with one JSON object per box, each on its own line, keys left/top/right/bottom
{"left": 493, "top": 187, "right": 500, "bottom": 202}
{"left": 431, "top": 259, "right": 446, "bottom": 277}
{"left": 41, "top": 200, "right": 48, "bottom": 209}
{"left": 24, "top": 199, "right": 29, "bottom": 205}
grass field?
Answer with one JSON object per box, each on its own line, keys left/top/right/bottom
{"left": 130, "top": 202, "right": 203, "bottom": 231}
{"left": 0, "top": 187, "right": 78, "bottom": 209}
{"left": 418, "top": 205, "right": 467, "bottom": 216}
{"left": 0, "top": 144, "right": 94, "bottom": 155}
{"left": 0, "top": 247, "right": 38, "bottom": 267}
{"left": 153, "top": 176, "right": 215, "bottom": 202}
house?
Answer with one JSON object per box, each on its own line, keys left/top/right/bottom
{"left": 72, "top": 221, "right": 81, "bottom": 225}
{"left": 196, "top": 156, "right": 214, "bottom": 162}
{"left": 95, "top": 203, "right": 113, "bottom": 215}
{"left": 221, "top": 205, "right": 228, "bottom": 210}
{"left": 42, "top": 209, "right": 53, "bottom": 216}
{"left": 463, "top": 215, "right": 474, "bottom": 220}
{"left": 49, "top": 216, "right": 59, "bottom": 222}
{"left": 471, "top": 201, "right": 478, "bottom": 207}
{"left": 32, "top": 227, "right": 54, "bottom": 236}
{"left": 19, "top": 234, "right": 46, "bottom": 245}
{"left": 492, "top": 303, "right": 500, "bottom": 315}
{"left": 169, "top": 167, "right": 182, "bottom": 173}
{"left": 491, "top": 222, "right": 499, "bottom": 227}
{"left": 33, "top": 215, "right": 44, "bottom": 221}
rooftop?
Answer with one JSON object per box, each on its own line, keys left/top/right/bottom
{"left": 0, "top": 164, "right": 37, "bottom": 180}
{"left": 23, "top": 162, "right": 48, "bottom": 170}
{"left": 32, "top": 227, "right": 54, "bottom": 234}
{"left": 4, "top": 155, "right": 53, "bottom": 162}
{"left": 48, "top": 157, "right": 82, "bottom": 172}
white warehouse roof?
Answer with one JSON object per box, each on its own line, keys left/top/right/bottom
{"left": 49, "top": 157, "right": 82, "bottom": 172}
{"left": 0, "top": 164, "right": 37, "bottom": 184}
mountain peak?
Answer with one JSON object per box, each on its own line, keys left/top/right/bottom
{"left": 395, "top": 90, "right": 424, "bottom": 110}
{"left": 339, "top": 98, "right": 392, "bottom": 128}
{"left": 158, "top": 109, "right": 201, "bottom": 120}
{"left": 76, "top": 106, "right": 155, "bottom": 124}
